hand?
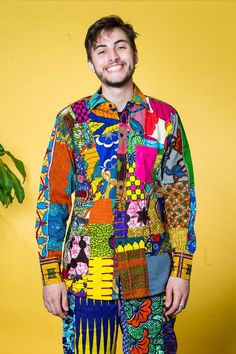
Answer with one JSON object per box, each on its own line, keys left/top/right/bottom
{"left": 165, "top": 276, "right": 190, "bottom": 316}
{"left": 43, "top": 282, "right": 69, "bottom": 320}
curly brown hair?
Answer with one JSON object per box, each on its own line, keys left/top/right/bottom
{"left": 85, "top": 15, "right": 138, "bottom": 61}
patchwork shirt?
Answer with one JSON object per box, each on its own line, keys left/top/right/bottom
{"left": 35, "top": 84, "right": 196, "bottom": 300}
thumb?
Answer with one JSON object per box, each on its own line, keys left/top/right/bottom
{"left": 61, "top": 288, "right": 69, "bottom": 313}
{"left": 165, "top": 284, "right": 173, "bottom": 308}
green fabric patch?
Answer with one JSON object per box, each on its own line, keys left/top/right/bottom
{"left": 123, "top": 294, "right": 164, "bottom": 353}
{"left": 89, "top": 224, "right": 114, "bottom": 257}
{"left": 179, "top": 117, "right": 195, "bottom": 186}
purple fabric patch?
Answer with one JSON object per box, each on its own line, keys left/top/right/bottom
{"left": 113, "top": 210, "right": 128, "bottom": 237}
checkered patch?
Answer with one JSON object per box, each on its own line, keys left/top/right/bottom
{"left": 71, "top": 100, "right": 88, "bottom": 123}
{"left": 126, "top": 163, "right": 145, "bottom": 202}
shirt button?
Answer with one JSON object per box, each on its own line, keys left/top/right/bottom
{"left": 120, "top": 133, "right": 124, "bottom": 137}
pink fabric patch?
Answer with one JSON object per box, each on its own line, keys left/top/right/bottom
{"left": 134, "top": 145, "right": 158, "bottom": 183}
{"left": 149, "top": 97, "right": 175, "bottom": 123}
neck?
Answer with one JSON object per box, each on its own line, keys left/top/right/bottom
{"left": 101, "top": 80, "right": 134, "bottom": 112}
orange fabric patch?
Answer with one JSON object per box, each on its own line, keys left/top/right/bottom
{"left": 50, "top": 141, "right": 73, "bottom": 211}
{"left": 89, "top": 198, "right": 114, "bottom": 224}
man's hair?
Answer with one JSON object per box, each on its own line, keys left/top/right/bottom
{"left": 85, "top": 15, "right": 138, "bottom": 61}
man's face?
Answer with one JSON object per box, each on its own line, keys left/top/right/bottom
{"left": 88, "top": 27, "right": 138, "bottom": 88}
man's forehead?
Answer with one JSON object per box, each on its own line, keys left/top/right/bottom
{"left": 94, "top": 28, "right": 130, "bottom": 46}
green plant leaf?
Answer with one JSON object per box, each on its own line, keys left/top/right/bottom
{"left": 5, "top": 165, "right": 25, "bottom": 203}
{"left": 0, "top": 159, "right": 13, "bottom": 194}
{"left": 0, "top": 144, "right": 5, "bottom": 156}
{"left": 0, "top": 188, "right": 13, "bottom": 207}
{"left": 4, "top": 150, "right": 26, "bottom": 182}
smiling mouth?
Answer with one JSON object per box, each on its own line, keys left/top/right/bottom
{"left": 106, "top": 64, "right": 124, "bottom": 73}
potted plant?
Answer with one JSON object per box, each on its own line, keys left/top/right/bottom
{"left": 0, "top": 144, "right": 26, "bottom": 207}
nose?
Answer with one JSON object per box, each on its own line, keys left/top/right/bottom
{"left": 108, "top": 48, "right": 120, "bottom": 62}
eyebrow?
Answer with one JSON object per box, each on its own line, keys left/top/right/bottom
{"left": 94, "top": 39, "right": 129, "bottom": 51}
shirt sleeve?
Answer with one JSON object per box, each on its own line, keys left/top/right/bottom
{"left": 160, "top": 111, "right": 196, "bottom": 280}
{"left": 35, "top": 109, "right": 75, "bottom": 285}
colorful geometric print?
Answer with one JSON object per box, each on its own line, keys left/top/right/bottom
{"left": 121, "top": 293, "right": 165, "bottom": 354}
{"left": 113, "top": 210, "right": 128, "bottom": 237}
{"left": 63, "top": 293, "right": 76, "bottom": 354}
{"left": 115, "top": 237, "right": 149, "bottom": 299}
{"left": 71, "top": 100, "right": 89, "bottom": 123}
{"left": 88, "top": 108, "right": 120, "bottom": 136}
{"left": 63, "top": 294, "right": 119, "bottom": 354}
{"left": 162, "top": 114, "right": 190, "bottom": 185}
{"left": 187, "top": 187, "right": 197, "bottom": 254}
{"left": 36, "top": 113, "right": 75, "bottom": 262}
{"left": 35, "top": 83, "right": 196, "bottom": 299}
{"left": 81, "top": 144, "right": 100, "bottom": 180}
{"left": 64, "top": 235, "right": 89, "bottom": 277}
{"left": 87, "top": 257, "right": 115, "bottom": 300}
{"left": 126, "top": 163, "right": 145, "bottom": 202}
{"left": 40, "top": 258, "right": 62, "bottom": 285}
{"left": 95, "top": 132, "right": 119, "bottom": 172}
{"left": 64, "top": 274, "right": 88, "bottom": 297}
{"left": 162, "top": 181, "right": 190, "bottom": 229}
{"left": 89, "top": 224, "right": 114, "bottom": 257}
{"left": 147, "top": 199, "right": 165, "bottom": 235}
{"left": 171, "top": 252, "right": 193, "bottom": 280}
{"left": 127, "top": 200, "right": 150, "bottom": 228}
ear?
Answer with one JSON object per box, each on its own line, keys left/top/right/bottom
{"left": 88, "top": 60, "right": 95, "bottom": 73}
{"left": 134, "top": 50, "right": 138, "bottom": 65}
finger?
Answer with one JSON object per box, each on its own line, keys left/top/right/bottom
{"left": 172, "top": 295, "right": 187, "bottom": 316}
{"left": 44, "top": 301, "right": 52, "bottom": 314}
{"left": 62, "top": 289, "right": 69, "bottom": 314}
{"left": 165, "top": 285, "right": 173, "bottom": 309}
{"left": 165, "top": 292, "right": 181, "bottom": 316}
{"left": 51, "top": 301, "right": 67, "bottom": 320}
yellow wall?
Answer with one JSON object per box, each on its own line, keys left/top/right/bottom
{"left": 1, "top": 1, "right": 236, "bottom": 353}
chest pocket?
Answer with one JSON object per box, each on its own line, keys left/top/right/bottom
{"left": 134, "top": 145, "right": 158, "bottom": 183}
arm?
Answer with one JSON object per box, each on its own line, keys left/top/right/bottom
{"left": 35, "top": 109, "right": 75, "bottom": 318}
{"left": 160, "top": 111, "right": 196, "bottom": 316}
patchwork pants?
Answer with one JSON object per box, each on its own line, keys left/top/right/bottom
{"left": 62, "top": 292, "right": 177, "bottom": 354}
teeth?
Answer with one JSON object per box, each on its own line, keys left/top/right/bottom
{"left": 107, "top": 65, "right": 122, "bottom": 72}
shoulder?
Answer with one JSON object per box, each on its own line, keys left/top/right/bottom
{"left": 145, "top": 95, "right": 178, "bottom": 123}
{"left": 57, "top": 95, "right": 92, "bottom": 123}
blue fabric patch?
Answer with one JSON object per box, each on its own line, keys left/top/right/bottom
{"left": 48, "top": 203, "right": 69, "bottom": 250}
{"left": 95, "top": 132, "right": 119, "bottom": 171}
{"left": 146, "top": 253, "right": 171, "bottom": 295}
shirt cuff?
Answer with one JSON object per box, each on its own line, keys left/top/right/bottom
{"left": 170, "top": 251, "right": 193, "bottom": 280}
{"left": 40, "top": 259, "right": 63, "bottom": 285}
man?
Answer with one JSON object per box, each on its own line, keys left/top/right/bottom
{"left": 35, "top": 15, "right": 196, "bottom": 354}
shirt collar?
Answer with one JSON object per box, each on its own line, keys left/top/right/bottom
{"left": 88, "top": 83, "right": 149, "bottom": 110}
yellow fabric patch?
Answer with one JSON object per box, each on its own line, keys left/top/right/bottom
{"left": 148, "top": 199, "right": 165, "bottom": 234}
{"left": 87, "top": 257, "right": 114, "bottom": 300}
{"left": 171, "top": 252, "right": 193, "bottom": 280}
{"left": 168, "top": 227, "right": 188, "bottom": 252}
{"left": 41, "top": 261, "right": 62, "bottom": 285}
{"left": 128, "top": 225, "right": 150, "bottom": 237}
{"left": 81, "top": 144, "right": 99, "bottom": 180}
{"left": 116, "top": 239, "right": 145, "bottom": 253}
{"left": 64, "top": 274, "right": 88, "bottom": 294}
{"left": 91, "top": 176, "right": 103, "bottom": 200}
